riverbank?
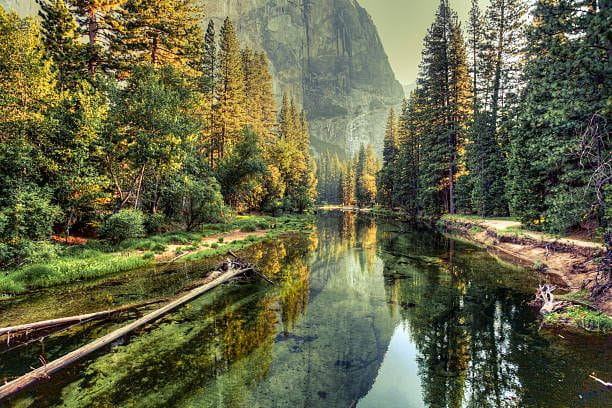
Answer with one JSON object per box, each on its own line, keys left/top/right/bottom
{"left": 438, "top": 214, "right": 611, "bottom": 333}
{"left": 318, "top": 206, "right": 611, "bottom": 333}
{"left": 0, "top": 214, "right": 314, "bottom": 297}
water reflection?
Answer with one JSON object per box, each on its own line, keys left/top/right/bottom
{"left": 5, "top": 212, "right": 611, "bottom": 407}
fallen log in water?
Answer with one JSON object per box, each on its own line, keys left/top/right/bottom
{"left": 0, "top": 264, "right": 253, "bottom": 402}
{"left": 0, "top": 299, "right": 166, "bottom": 338}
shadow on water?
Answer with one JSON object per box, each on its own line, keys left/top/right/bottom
{"left": 3, "top": 211, "right": 611, "bottom": 407}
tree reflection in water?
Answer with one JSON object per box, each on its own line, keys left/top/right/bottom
{"left": 7, "top": 212, "right": 611, "bottom": 408}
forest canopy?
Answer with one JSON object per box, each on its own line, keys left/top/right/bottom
{"left": 0, "top": 1, "right": 316, "bottom": 268}
{"left": 377, "top": 0, "right": 610, "bottom": 236}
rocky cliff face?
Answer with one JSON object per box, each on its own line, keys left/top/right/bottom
{"left": 206, "top": 0, "right": 404, "bottom": 157}
{"left": 0, "top": 0, "right": 37, "bottom": 16}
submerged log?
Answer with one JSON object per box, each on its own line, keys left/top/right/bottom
{"left": 0, "top": 300, "right": 166, "bottom": 338}
{"left": 0, "top": 264, "right": 253, "bottom": 402}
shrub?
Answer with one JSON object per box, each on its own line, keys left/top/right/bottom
{"left": 218, "top": 237, "right": 224, "bottom": 243}
{"left": 211, "top": 243, "right": 219, "bottom": 249}
{"left": 240, "top": 224, "right": 257, "bottom": 232}
{"left": 0, "top": 189, "right": 62, "bottom": 241}
{"left": 142, "top": 252, "right": 155, "bottom": 260}
{"left": 145, "top": 213, "right": 168, "bottom": 234}
{"left": 17, "top": 265, "right": 56, "bottom": 283}
{"left": 99, "top": 210, "right": 145, "bottom": 243}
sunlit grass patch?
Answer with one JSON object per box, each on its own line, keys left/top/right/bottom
{"left": 1, "top": 251, "right": 153, "bottom": 295}
{"left": 544, "top": 305, "right": 612, "bottom": 334}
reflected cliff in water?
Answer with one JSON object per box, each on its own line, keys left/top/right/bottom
{"left": 6, "top": 211, "right": 611, "bottom": 407}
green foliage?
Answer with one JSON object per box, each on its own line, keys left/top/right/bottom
{"left": 216, "top": 128, "right": 267, "bottom": 210}
{"left": 100, "top": 209, "right": 146, "bottom": 243}
{"left": 506, "top": 0, "right": 610, "bottom": 234}
{"left": 356, "top": 145, "right": 379, "bottom": 208}
{"left": 545, "top": 306, "right": 612, "bottom": 334}
{"left": 37, "top": 0, "right": 85, "bottom": 88}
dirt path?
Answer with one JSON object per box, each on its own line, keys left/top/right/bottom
{"left": 476, "top": 219, "right": 605, "bottom": 251}
{"left": 154, "top": 229, "right": 267, "bottom": 262}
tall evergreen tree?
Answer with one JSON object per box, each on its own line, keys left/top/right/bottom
{"left": 356, "top": 145, "right": 379, "bottom": 208}
{"left": 396, "top": 92, "right": 423, "bottom": 216}
{"left": 417, "top": 0, "right": 471, "bottom": 215}
{"left": 378, "top": 108, "right": 400, "bottom": 206}
{"left": 66, "top": 0, "right": 123, "bottom": 74}
{"left": 507, "top": 0, "right": 610, "bottom": 233}
{"left": 37, "top": 0, "right": 85, "bottom": 88}
{"left": 202, "top": 20, "right": 217, "bottom": 95}
{"left": 114, "top": 0, "right": 204, "bottom": 72}
{"left": 216, "top": 17, "right": 245, "bottom": 160}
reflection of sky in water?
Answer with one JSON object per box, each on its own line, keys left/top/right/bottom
{"left": 359, "top": 323, "right": 425, "bottom": 408}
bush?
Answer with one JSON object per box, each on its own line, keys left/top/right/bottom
{"left": 99, "top": 209, "right": 145, "bottom": 243}
{"left": 18, "top": 265, "right": 56, "bottom": 282}
{"left": 0, "top": 189, "right": 62, "bottom": 241}
{"left": 145, "top": 213, "right": 168, "bottom": 234}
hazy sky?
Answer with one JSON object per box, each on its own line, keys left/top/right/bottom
{"left": 359, "top": 0, "right": 487, "bottom": 85}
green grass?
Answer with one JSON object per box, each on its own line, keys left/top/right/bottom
{"left": 544, "top": 306, "right": 612, "bottom": 333}
{"left": 1, "top": 251, "right": 152, "bottom": 295}
{"left": 0, "top": 213, "right": 315, "bottom": 296}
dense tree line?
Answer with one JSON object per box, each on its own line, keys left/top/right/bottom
{"left": 341, "top": 145, "right": 380, "bottom": 208}
{"left": 378, "top": 0, "right": 610, "bottom": 235}
{"left": 0, "top": 1, "right": 316, "bottom": 267}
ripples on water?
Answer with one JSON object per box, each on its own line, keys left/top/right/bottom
{"left": 3, "top": 211, "right": 611, "bottom": 407}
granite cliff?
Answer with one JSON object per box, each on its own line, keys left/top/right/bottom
{"left": 205, "top": 0, "right": 404, "bottom": 157}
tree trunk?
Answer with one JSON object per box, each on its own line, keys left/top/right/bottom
{"left": 87, "top": 8, "right": 98, "bottom": 75}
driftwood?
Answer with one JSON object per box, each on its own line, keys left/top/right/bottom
{"left": 589, "top": 374, "right": 612, "bottom": 388}
{"left": 534, "top": 284, "right": 570, "bottom": 315}
{"left": 0, "top": 299, "right": 166, "bottom": 339}
{"left": 0, "top": 262, "right": 254, "bottom": 402}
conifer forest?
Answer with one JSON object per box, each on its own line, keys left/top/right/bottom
{"left": 0, "top": 1, "right": 610, "bottom": 407}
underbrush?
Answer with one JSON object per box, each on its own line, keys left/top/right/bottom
{"left": 544, "top": 306, "right": 612, "bottom": 334}
{"left": 0, "top": 214, "right": 314, "bottom": 296}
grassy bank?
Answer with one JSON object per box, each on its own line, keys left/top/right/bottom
{"left": 0, "top": 214, "right": 314, "bottom": 297}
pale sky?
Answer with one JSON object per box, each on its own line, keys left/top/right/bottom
{"left": 359, "top": 0, "right": 488, "bottom": 85}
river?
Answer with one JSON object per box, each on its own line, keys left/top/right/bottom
{"left": 2, "top": 211, "right": 611, "bottom": 407}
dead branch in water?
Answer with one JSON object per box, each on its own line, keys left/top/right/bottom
{"left": 0, "top": 261, "right": 256, "bottom": 402}
{"left": 0, "top": 299, "right": 167, "bottom": 339}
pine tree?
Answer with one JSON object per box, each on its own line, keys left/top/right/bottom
{"left": 467, "top": 0, "right": 485, "bottom": 109}
{"left": 378, "top": 108, "right": 399, "bottom": 206}
{"left": 356, "top": 145, "right": 378, "bottom": 208}
{"left": 202, "top": 20, "right": 217, "bottom": 95}
{"left": 507, "top": 0, "right": 610, "bottom": 233}
{"left": 37, "top": 0, "right": 85, "bottom": 88}
{"left": 483, "top": 0, "right": 527, "bottom": 125}
{"left": 395, "top": 92, "right": 422, "bottom": 216}
{"left": 342, "top": 158, "right": 356, "bottom": 207}
{"left": 114, "top": 0, "right": 204, "bottom": 72}
{"left": 66, "top": 0, "right": 123, "bottom": 74}
{"left": 216, "top": 17, "right": 245, "bottom": 160}
{"left": 417, "top": 0, "right": 471, "bottom": 215}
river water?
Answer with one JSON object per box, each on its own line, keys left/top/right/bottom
{"left": 3, "top": 211, "right": 611, "bottom": 407}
